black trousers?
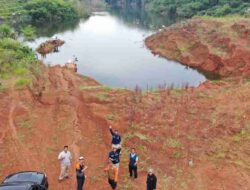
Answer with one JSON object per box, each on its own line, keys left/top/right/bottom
{"left": 77, "top": 177, "right": 85, "bottom": 190}
{"left": 108, "top": 179, "right": 117, "bottom": 189}
{"left": 129, "top": 165, "right": 138, "bottom": 178}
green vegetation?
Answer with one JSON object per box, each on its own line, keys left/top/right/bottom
{"left": 0, "top": 29, "right": 39, "bottom": 86}
{"left": 145, "top": 0, "right": 250, "bottom": 18}
{"left": 0, "top": 24, "right": 16, "bottom": 39}
{"left": 165, "top": 137, "right": 182, "bottom": 148}
{"left": 106, "top": 113, "right": 116, "bottom": 120}
{"left": 0, "top": 0, "right": 88, "bottom": 25}
{"left": 24, "top": 0, "right": 80, "bottom": 24}
{"left": 0, "top": 37, "right": 38, "bottom": 76}
{"left": 21, "top": 25, "right": 36, "bottom": 41}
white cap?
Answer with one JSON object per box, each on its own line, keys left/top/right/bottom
{"left": 79, "top": 156, "right": 84, "bottom": 160}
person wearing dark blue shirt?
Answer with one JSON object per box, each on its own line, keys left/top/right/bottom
{"left": 109, "top": 147, "right": 120, "bottom": 168}
{"left": 129, "top": 148, "right": 138, "bottom": 179}
{"left": 109, "top": 126, "right": 121, "bottom": 152}
{"left": 146, "top": 169, "right": 157, "bottom": 190}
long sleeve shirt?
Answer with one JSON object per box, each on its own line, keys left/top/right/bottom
{"left": 147, "top": 174, "right": 157, "bottom": 190}
{"left": 110, "top": 129, "right": 121, "bottom": 145}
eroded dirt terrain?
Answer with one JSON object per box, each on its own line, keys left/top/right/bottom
{"left": 145, "top": 17, "right": 250, "bottom": 78}
{"left": 0, "top": 65, "right": 250, "bottom": 190}
{"left": 0, "top": 17, "right": 250, "bottom": 190}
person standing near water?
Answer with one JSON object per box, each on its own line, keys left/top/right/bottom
{"left": 58, "top": 145, "right": 72, "bottom": 181}
{"left": 76, "top": 156, "right": 88, "bottom": 190}
{"left": 129, "top": 148, "right": 138, "bottom": 179}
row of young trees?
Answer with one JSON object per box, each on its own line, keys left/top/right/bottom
{"left": 145, "top": 0, "right": 250, "bottom": 17}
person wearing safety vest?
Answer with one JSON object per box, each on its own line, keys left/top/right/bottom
{"left": 104, "top": 161, "right": 119, "bottom": 190}
{"left": 146, "top": 169, "right": 157, "bottom": 190}
{"left": 76, "top": 156, "right": 88, "bottom": 190}
{"left": 109, "top": 147, "right": 120, "bottom": 168}
{"left": 129, "top": 148, "right": 138, "bottom": 179}
{"left": 109, "top": 126, "right": 121, "bottom": 153}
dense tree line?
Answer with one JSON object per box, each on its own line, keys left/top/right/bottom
{"left": 145, "top": 0, "right": 250, "bottom": 17}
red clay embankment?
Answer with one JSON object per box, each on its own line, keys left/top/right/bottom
{"left": 145, "top": 17, "right": 250, "bottom": 77}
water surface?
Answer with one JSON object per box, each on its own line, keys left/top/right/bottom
{"left": 28, "top": 11, "right": 206, "bottom": 89}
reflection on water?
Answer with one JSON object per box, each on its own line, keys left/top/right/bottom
{"left": 28, "top": 11, "right": 206, "bottom": 89}
{"left": 36, "top": 20, "right": 80, "bottom": 38}
{"left": 110, "top": 8, "right": 178, "bottom": 30}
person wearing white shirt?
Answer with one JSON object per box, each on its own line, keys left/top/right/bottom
{"left": 58, "top": 145, "right": 72, "bottom": 181}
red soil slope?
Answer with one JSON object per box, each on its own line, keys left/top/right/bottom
{"left": 0, "top": 65, "right": 250, "bottom": 189}
{"left": 0, "top": 17, "right": 250, "bottom": 190}
{"left": 145, "top": 17, "right": 250, "bottom": 77}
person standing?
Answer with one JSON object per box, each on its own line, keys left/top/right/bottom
{"left": 129, "top": 148, "right": 138, "bottom": 179}
{"left": 104, "top": 161, "right": 119, "bottom": 190}
{"left": 58, "top": 145, "right": 72, "bottom": 181}
{"left": 146, "top": 169, "right": 157, "bottom": 190}
{"left": 109, "top": 147, "right": 120, "bottom": 168}
{"left": 109, "top": 126, "right": 121, "bottom": 153}
{"left": 76, "top": 156, "right": 88, "bottom": 190}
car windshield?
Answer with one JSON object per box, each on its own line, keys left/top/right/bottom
{"left": 4, "top": 172, "right": 43, "bottom": 184}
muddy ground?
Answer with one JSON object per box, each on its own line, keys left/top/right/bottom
{"left": 0, "top": 17, "right": 250, "bottom": 190}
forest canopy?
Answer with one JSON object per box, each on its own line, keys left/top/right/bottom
{"left": 145, "top": 0, "right": 250, "bottom": 17}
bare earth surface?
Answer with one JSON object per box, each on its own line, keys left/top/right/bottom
{"left": 145, "top": 17, "right": 250, "bottom": 77}
{"left": 0, "top": 17, "right": 250, "bottom": 190}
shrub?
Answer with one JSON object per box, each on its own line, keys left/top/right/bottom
{"left": 24, "top": 0, "right": 79, "bottom": 24}
{"left": 21, "top": 25, "right": 36, "bottom": 41}
{"left": 15, "top": 78, "right": 32, "bottom": 87}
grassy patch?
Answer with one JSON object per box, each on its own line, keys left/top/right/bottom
{"left": 232, "top": 123, "right": 250, "bottom": 143}
{"left": 106, "top": 113, "right": 116, "bottom": 121}
{"left": 80, "top": 85, "right": 112, "bottom": 91}
{"left": 47, "top": 147, "right": 56, "bottom": 154}
{"left": 21, "top": 25, "right": 36, "bottom": 41}
{"left": 170, "top": 89, "right": 185, "bottom": 97}
{"left": 172, "top": 150, "right": 183, "bottom": 159}
{"left": 15, "top": 78, "right": 32, "bottom": 87}
{"left": 94, "top": 92, "right": 110, "bottom": 101}
{"left": 165, "top": 137, "right": 182, "bottom": 148}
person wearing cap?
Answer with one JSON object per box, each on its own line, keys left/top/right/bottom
{"left": 109, "top": 126, "right": 121, "bottom": 153}
{"left": 146, "top": 169, "right": 157, "bottom": 190}
{"left": 109, "top": 147, "right": 120, "bottom": 168}
{"left": 76, "top": 156, "right": 88, "bottom": 190}
{"left": 104, "top": 161, "right": 119, "bottom": 190}
{"left": 58, "top": 145, "right": 72, "bottom": 181}
{"left": 129, "top": 148, "right": 138, "bottom": 179}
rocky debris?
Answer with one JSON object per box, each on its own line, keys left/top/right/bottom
{"left": 36, "top": 39, "right": 65, "bottom": 55}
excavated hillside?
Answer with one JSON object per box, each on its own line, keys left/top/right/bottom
{"left": 145, "top": 17, "right": 250, "bottom": 78}
{"left": 0, "top": 17, "right": 250, "bottom": 190}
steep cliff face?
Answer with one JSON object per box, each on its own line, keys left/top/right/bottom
{"left": 145, "top": 17, "right": 250, "bottom": 78}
